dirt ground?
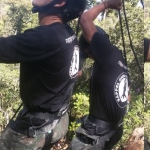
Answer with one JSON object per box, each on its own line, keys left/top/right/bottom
{"left": 50, "top": 137, "right": 69, "bottom": 150}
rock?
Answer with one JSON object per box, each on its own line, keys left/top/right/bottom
{"left": 123, "top": 127, "right": 144, "bottom": 150}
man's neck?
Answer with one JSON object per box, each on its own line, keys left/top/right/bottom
{"left": 39, "top": 13, "right": 62, "bottom": 26}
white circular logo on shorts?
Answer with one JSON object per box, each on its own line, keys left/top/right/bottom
{"left": 114, "top": 72, "right": 128, "bottom": 108}
{"left": 69, "top": 45, "right": 79, "bottom": 79}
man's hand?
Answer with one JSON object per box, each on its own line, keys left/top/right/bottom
{"left": 77, "top": 70, "right": 82, "bottom": 78}
{"left": 104, "top": 0, "right": 122, "bottom": 10}
{"left": 80, "top": 0, "right": 122, "bottom": 43}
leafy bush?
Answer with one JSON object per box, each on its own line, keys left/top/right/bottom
{"left": 68, "top": 93, "right": 89, "bottom": 140}
{"left": 0, "top": 64, "right": 21, "bottom": 130}
{"left": 121, "top": 92, "right": 144, "bottom": 146}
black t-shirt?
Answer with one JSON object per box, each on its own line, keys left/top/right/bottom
{"left": 0, "top": 23, "right": 79, "bottom": 113}
{"left": 88, "top": 32, "right": 129, "bottom": 123}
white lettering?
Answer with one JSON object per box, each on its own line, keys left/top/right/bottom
{"left": 65, "top": 34, "right": 76, "bottom": 43}
{"left": 69, "top": 46, "right": 79, "bottom": 79}
{"left": 118, "top": 61, "right": 128, "bottom": 70}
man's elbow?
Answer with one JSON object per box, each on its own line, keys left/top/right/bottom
{"left": 80, "top": 14, "right": 88, "bottom": 26}
{"left": 80, "top": 13, "right": 93, "bottom": 25}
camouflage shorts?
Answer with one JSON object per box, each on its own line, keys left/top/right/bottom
{"left": 0, "top": 112, "right": 69, "bottom": 150}
{"left": 68, "top": 126, "right": 104, "bottom": 150}
{"left": 68, "top": 123, "right": 123, "bottom": 150}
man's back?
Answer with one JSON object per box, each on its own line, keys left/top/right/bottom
{"left": 20, "top": 23, "right": 79, "bottom": 113}
{"left": 0, "top": 23, "right": 79, "bottom": 113}
{"left": 90, "top": 41, "right": 128, "bottom": 123}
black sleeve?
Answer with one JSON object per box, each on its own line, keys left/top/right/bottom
{"left": 89, "top": 32, "right": 113, "bottom": 64}
{"left": 0, "top": 28, "right": 53, "bottom": 63}
{"left": 144, "top": 38, "right": 150, "bottom": 62}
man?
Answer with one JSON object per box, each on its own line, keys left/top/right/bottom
{"left": 0, "top": 0, "right": 86, "bottom": 149}
{"left": 144, "top": 38, "right": 150, "bottom": 62}
{"left": 68, "top": 0, "right": 130, "bottom": 149}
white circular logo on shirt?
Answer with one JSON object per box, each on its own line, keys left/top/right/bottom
{"left": 69, "top": 45, "right": 79, "bottom": 79}
{"left": 114, "top": 72, "right": 128, "bottom": 108}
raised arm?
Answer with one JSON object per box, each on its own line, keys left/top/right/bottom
{"left": 80, "top": 0, "right": 122, "bottom": 43}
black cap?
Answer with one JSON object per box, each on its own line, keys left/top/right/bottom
{"left": 32, "top": 0, "right": 87, "bottom": 22}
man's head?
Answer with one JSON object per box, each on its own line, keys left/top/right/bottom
{"left": 32, "top": 0, "right": 87, "bottom": 22}
{"left": 79, "top": 25, "right": 109, "bottom": 59}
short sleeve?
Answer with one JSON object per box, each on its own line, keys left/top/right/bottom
{"left": 0, "top": 26, "right": 65, "bottom": 63}
{"left": 0, "top": 27, "right": 56, "bottom": 63}
{"left": 89, "top": 32, "right": 113, "bottom": 64}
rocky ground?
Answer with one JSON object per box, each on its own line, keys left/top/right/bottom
{"left": 50, "top": 137, "right": 69, "bottom": 150}
{"left": 50, "top": 127, "right": 145, "bottom": 150}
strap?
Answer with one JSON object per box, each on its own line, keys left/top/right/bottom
{"left": 8, "top": 117, "right": 59, "bottom": 138}
{"left": 76, "top": 126, "right": 115, "bottom": 149}
{"left": 76, "top": 115, "right": 89, "bottom": 124}
{"left": 12, "top": 81, "right": 74, "bottom": 137}
{"left": 88, "top": 115, "right": 122, "bottom": 130}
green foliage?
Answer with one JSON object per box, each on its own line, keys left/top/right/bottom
{"left": 0, "top": 0, "right": 37, "bottom": 36}
{"left": 67, "top": 121, "right": 81, "bottom": 141}
{"left": 71, "top": 93, "right": 89, "bottom": 119}
{"left": 121, "top": 92, "right": 144, "bottom": 145}
{"left": 68, "top": 93, "right": 89, "bottom": 139}
{"left": 0, "top": 64, "right": 21, "bottom": 130}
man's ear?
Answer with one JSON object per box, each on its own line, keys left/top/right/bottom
{"left": 54, "top": 0, "right": 66, "bottom": 7}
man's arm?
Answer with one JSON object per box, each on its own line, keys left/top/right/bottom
{"left": 80, "top": 0, "right": 122, "bottom": 43}
{"left": 144, "top": 38, "right": 150, "bottom": 62}
{"left": 0, "top": 29, "right": 55, "bottom": 63}
{"left": 147, "top": 47, "right": 150, "bottom": 61}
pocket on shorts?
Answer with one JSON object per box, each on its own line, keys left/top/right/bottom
{"left": 2, "top": 126, "right": 45, "bottom": 150}
{"left": 51, "top": 112, "right": 69, "bottom": 143}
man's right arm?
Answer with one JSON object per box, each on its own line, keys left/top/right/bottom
{"left": 0, "top": 30, "right": 44, "bottom": 63}
{"left": 0, "top": 29, "right": 55, "bottom": 63}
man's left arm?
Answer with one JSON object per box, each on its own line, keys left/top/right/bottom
{"left": 80, "top": 0, "right": 122, "bottom": 43}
